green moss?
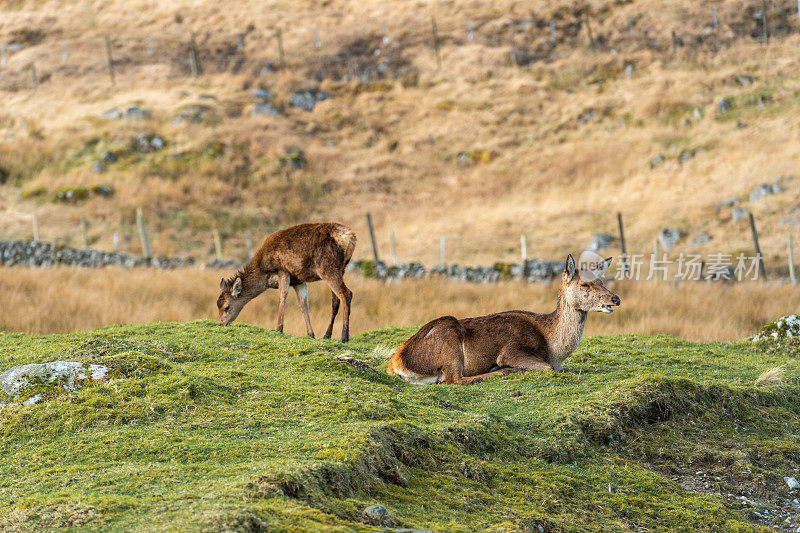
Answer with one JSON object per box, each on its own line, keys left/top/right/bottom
{"left": 0, "top": 323, "right": 796, "bottom": 531}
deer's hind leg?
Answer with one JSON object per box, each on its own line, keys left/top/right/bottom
{"left": 323, "top": 290, "right": 340, "bottom": 339}
{"left": 293, "top": 283, "right": 315, "bottom": 338}
{"left": 318, "top": 273, "right": 351, "bottom": 343}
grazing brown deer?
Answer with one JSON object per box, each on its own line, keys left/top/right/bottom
{"left": 217, "top": 222, "right": 357, "bottom": 342}
{"left": 388, "top": 255, "right": 620, "bottom": 384}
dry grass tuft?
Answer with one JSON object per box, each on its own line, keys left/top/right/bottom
{"left": 755, "top": 365, "right": 785, "bottom": 388}
{"left": 0, "top": 266, "right": 796, "bottom": 342}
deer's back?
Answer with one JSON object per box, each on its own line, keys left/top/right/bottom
{"left": 256, "top": 222, "right": 356, "bottom": 281}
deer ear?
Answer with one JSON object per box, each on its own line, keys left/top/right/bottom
{"left": 563, "top": 254, "right": 576, "bottom": 281}
{"left": 220, "top": 278, "right": 228, "bottom": 290}
{"left": 231, "top": 277, "right": 242, "bottom": 297}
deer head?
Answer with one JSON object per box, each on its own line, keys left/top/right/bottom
{"left": 217, "top": 276, "right": 247, "bottom": 325}
{"left": 561, "top": 254, "right": 621, "bottom": 313}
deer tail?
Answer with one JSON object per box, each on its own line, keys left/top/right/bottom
{"left": 333, "top": 225, "right": 357, "bottom": 264}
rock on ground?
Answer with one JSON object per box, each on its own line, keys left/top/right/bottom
{"left": 0, "top": 361, "right": 109, "bottom": 400}
{"left": 754, "top": 315, "right": 800, "bottom": 341}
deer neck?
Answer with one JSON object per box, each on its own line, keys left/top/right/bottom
{"left": 239, "top": 262, "right": 275, "bottom": 301}
{"left": 548, "top": 294, "right": 588, "bottom": 370}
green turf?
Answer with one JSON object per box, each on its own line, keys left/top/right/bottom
{"left": 0, "top": 321, "right": 798, "bottom": 532}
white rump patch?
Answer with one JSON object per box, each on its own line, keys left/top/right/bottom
{"left": 394, "top": 366, "right": 442, "bottom": 385}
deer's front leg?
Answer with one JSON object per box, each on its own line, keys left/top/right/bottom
{"left": 496, "top": 345, "right": 553, "bottom": 373}
{"left": 276, "top": 271, "right": 290, "bottom": 333}
{"left": 293, "top": 282, "right": 315, "bottom": 338}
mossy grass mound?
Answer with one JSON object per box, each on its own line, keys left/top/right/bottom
{"left": 0, "top": 323, "right": 798, "bottom": 531}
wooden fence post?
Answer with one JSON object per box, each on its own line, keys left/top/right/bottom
{"left": 365, "top": 213, "right": 379, "bottom": 261}
{"left": 61, "top": 41, "right": 67, "bottom": 62}
{"left": 314, "top": 29, "right": 321, "bottom": 49}
{"left": 29, "top": 64, "right": 37, "bottom": 91}
{"left": 761, "top": 0, "right": 768, "bottom": 42}
{"left": 550, "top": 21, "right": 556, "bottom": 44}
{"left": 713, "top": 5, "right": 718, "bottom": 27}
{"left": 136, "top": 208, "right": 151, "bottom": 259}
{"left": 189, "top": 32, "right": 201, "bottom": 77}
{"left": 213, "top": 227, "right": 223, "bottom": 261}
{"left": 520, "top": 234, "right": 527, "bottom": 263}
{"left": 381, "top": 25, "right": 389, "bottom": 45}
{"left": 146, "top": 35, "right": 153, "bottom": 56}
{"left": 389, "top": 230, "right": 397, "bottom": 266}
{"left": 617, "top": 212, "right": 628, "bottom": 277}
{"left": 748, "top": 212, "right": 767, "bottom": 280}
{"left": 113, "top": 230, "right": 119, "bottom": 252}
{"left": 245, "top": 233, "right": 254, "bottom": 259}
{"left": 276, "top": 29, "right": 286, "bottom": 69}
{"left": 440, "top": 236, "right": 446, "bottom": 266}
{"left": 789, "top": 234, "right": 797, "bottom": 284}
{"left": 32, "top": 213, "right": 39, "bottom": 242}
{"left": 431, "top": 17, "right": 442, "bottom": 69}
{"left": 104, "top": 36, "right": 115, "bottom": 85}
{"left": 0, "top": 45, "right": 6, "bottom": 67}
{"left": 80, "top": 216, "right": 88, "bottom": 248}
{"left": 237, "top": 33, "right": 245, "bottom": 52}
{"left": 467, "top": 20, "right": 474, "bottom": 41}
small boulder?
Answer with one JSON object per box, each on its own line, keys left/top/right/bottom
{"left": 624, "top": 64, "right": 634, "bottom": 77}
{"left": 718, "top": 97, "right": 733, "bottom": 114}
{"left": 586, "top": 233, "right": 615, "bottom": 253}
{"left": 649, "top": 154, "right": 666, "bottom": 169}
{"left": 132, "top": 133, "right": 166, "bottom": 153}
{"left": 173, "top": 104, "right": 214, "bottom": 124}
{"left": 91, "top": 161, "right": 106, "bottom": 173}
{"left": 101, "top": 151, "right": 117, "bottom": 163}
{"left": 754, "top": 315, "right": 800, "bottom": 341}
{"left": 251, "top": 89, "right": 275, "bottom": 100}
{"left": 0, "top": 361, "right": 109, "bottom": 400}
{"left": 785, "top": 477, "right": 800, "bottom": 489}
{"left": 658, "top": 228, "right": 683, "bottom": 251}
{"left": 101, "top": 108, "right": 122, "bottom": 119}
{"left": 750, "top": 183, "right": 784, "bottom": 202}
{"left": 125, "top": 106, "right": 152, "bottom": 121}
{"left": 289, "top": 89, "right": 330, "bottom": 111}
{"left": 252, "top": 102, "right": 280, "bottom": 116}
{"left": 732, "top": 206, "right": 749, "bottom": 222}
{"left": 363, "top": 505, "right": 390, "bottom": 526}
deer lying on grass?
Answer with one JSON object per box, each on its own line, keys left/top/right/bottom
{"left": 217, "top": 222, "right": 357, "bottom": 342}
{"left": 388, "top": 255, "right": 620, "bottom": 384}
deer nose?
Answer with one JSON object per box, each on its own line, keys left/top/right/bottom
{"left": 611, "top": 296, "right": 621, "bottom": 306}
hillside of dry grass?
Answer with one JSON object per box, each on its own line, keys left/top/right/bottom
{"left": 1, "top": 0, "right": 800, "bottom": 270}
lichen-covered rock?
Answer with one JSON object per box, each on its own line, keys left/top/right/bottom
{"left": 289, "top": 89, "right": 330, "bottom": 111}
{"left": 363, "top": 504, "right": 389, "bottom": 525}
{"left": 754, "top": 315, "right": 800, "bottom": 341}
{"left": 0, "top": 361, "right": 109, "bottom": 400}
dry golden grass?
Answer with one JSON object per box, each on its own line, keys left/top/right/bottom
{"left": 1, "top": 265, "right": 795, "bottom": 342}
{"left": 755, "top": 365, "right": 786, "bottom": 388}
{"left": 2, "top": 0, "right": 800, "bottom": 273}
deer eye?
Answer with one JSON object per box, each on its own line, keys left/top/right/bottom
{"left": 224, "top": 305, "right": 230, "bottom": 312}
{"left": 580, "top": 283, "right": 590, "bottom": 288}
